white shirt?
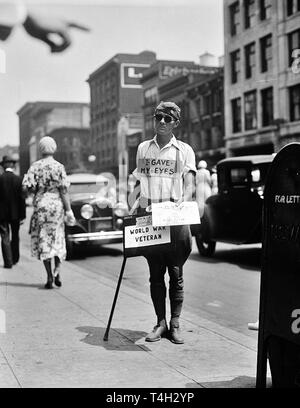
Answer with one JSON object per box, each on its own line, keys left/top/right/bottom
{"left": 133, "top": 135, "right": 196, "bottom": 203}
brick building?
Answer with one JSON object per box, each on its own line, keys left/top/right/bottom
{"left": 17, "top": 102, "right": 90, "bottom": 175}
{"left": 87, "top": 50, "right": 157, "bottom": 177}
{"left": 224, "top": 0, "right": 300, "bottom": 157}
{"left": 140, "top": 57, "right": 223, "bottom": 169}
{"left": 141, "top": 60, "right": 198, "bottom": 141}
{"left": 185, "top": 69, "right": 225, "bottom": 167}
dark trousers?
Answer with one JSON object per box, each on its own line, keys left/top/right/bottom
{"left": 145, "top": 225, "right": 192, "bottom": 327}
{"left": 0, "top": 221, "right": 20, "bottom": 267}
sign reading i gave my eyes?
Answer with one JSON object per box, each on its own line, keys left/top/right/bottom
{"left": 137, "top": 158, "right": 176, "bottom": 177}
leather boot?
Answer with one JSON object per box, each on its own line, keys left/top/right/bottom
{"left": 169, "top": 325, "right": 184, "bottom": 344}
{"left": 145, "top": 322, "right": 168, "bottom": 342}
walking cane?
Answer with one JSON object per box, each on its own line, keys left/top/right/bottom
{"left": 103, "top": 198, "right": 139, "bottom": 341}
{"left": 103, "top": 256, "right": 127, "bottom": 341}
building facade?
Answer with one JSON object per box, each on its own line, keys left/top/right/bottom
{"left": 185, "top": 69, "right": 225, "bottom": 167}
{"left": 141, "top": 60, "right": 199, "bottom": 141}
{"left": 140, "top": 58, "right": 223, "bottom": 168}
{"left": 224, "top": 0, "right": 300, "bottom": 157}
{"left": 17, "top": 102, "right": 90, "bottom": 175}
{"left": 87, "top": 50, "right": 157, "bottom": 177}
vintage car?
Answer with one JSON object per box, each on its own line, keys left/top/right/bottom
{"left": 191, "top": 154, "right": 275, "bottom": 257}
{"left": 65, "top": 173, "right": 128, "bottom": 259}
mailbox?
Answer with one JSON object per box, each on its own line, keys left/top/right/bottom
{"left": 257, "top": 143, "right": 300, "bottom": 388}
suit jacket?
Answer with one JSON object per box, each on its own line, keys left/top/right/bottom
{"left": 0, "top": 170, "right": 26, "bottom": 222}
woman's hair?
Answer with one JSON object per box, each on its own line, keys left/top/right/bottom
{"left": 39, "top": 136, "right": 57, "bottom": 155}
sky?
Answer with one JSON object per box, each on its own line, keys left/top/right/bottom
{"left": 0, "top": 0, "right": 224, "bottom": 147}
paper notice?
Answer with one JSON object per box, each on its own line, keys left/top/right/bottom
{"left": 152, "top": 201, "right": 201, "bottom": 227}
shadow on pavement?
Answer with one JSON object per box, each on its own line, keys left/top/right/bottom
{"left": 76, "top": 326, "right": 151, "bottom": 351}
{"left": 189, "top": 246, "right": 261, "bottom": 272}
{"left": 68, "top": 245, "right": 123, "bottom": 260}
{"left": 0, "top": 281, "right": 42, "bottom": 289}
{"left": 194, "top": 375, "right": 272, "bottom": 388}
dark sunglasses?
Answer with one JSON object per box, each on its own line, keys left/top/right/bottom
{"left": 154, "top": 113, "right": 175, "bottom": 124}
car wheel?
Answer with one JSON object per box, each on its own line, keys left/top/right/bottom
{"left": 195, "top": 234, "right": 216, "bottom": 257}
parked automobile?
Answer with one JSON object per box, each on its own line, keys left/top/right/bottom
{"left": 191, "top": 154, "right": 275, "bottom": 257}
{"left": 65, "top": 173, "right": 128, "bottom": 259}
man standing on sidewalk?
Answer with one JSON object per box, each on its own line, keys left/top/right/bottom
{"left": 0, "top": 155, "right": 26, "bottom": 268}
{"left": 133, "top": 101, "right": 196, "bottom": 344}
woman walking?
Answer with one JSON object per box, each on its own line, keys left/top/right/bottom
{"left": 22, "top": 136, "right": 75, "bottom": 289}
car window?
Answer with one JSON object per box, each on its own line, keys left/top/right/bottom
{"left": 230, "top": 168, "right": 249, "bottom": 186}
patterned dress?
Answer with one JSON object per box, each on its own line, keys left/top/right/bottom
{"left": 22, "top": 157, "right": 70, "bottom": 261}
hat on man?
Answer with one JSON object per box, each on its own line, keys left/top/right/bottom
{"left": 155, "top": 101, "right": 181, "bottom": 121}
{"left": 0, "top": 155, "right": 17, "bottom": 166}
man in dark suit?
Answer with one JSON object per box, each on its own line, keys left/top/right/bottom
{"left": 0, "top": 155, "right": 26, "bottom": 268}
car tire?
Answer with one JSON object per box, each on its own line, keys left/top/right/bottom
{"left": 195, "top": 234, "right": 216, "bottom": 257}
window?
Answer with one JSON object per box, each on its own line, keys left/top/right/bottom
{"left": 261, "top": 87, "right": 273, "bottom": 126}
{"left": 290, "top": 84, "right": 300, "bottom": 121}
{"left": 244, "top": 91, "right": 257, "bottom": 130}
{"left": 212, "top": 89, "right": 222, "bottom": 113}
{"left": 244, "top": 0, "right": 256, "bottom": 29}
{"left": 260, "top": 0, "right": 272, "bottom": 20}
{"left": 201, "top": 128, "right": 211, "bottom": 150}
{"left": 230, "top": 49, "right": 241, "bottom": 83}
{"left": 229, "top": 2, "right": 240, "bottom": 36}
{"left": 288, "top": 29, "right": 300, "bottom": 66}
{"left": 202, "top": 93, "right": 212, "bottom": 116}
{"left": 144, "top": 86, "right": 158, "bottom": 104}
{"left": 287, "top": 0, "right": 300, "bottom": 16}
{"left": 245, "top": 42, "right": 256, "bottom": 78}
{"left": 230, "top": 168, "right": 249, "bottom": 185}
{"left": 260, "top": 34, "right": 272, "bottom": 72}
{"left": 232, "top": 98, "right": 242, "bottom": 133}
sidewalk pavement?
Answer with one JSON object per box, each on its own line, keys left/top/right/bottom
{"left": 0, "top": 242, "right": 271, "bottom": 388}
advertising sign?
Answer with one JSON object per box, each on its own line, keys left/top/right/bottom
{"left": 120, "top": 63, "right": 151, "bottom": 88}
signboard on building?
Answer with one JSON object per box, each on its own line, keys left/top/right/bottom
{"left": 120, "top": 63, "right": 151, "bottom": 88}
{"left": 159, "top": 64, "right": 220, "bottom": 79}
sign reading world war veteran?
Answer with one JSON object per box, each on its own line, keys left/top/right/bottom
{"left": 123, "top": 215, "right": 172, "bottom": 258}
{"left": 256, "top": 143, "right": 300, "bottom": 388}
